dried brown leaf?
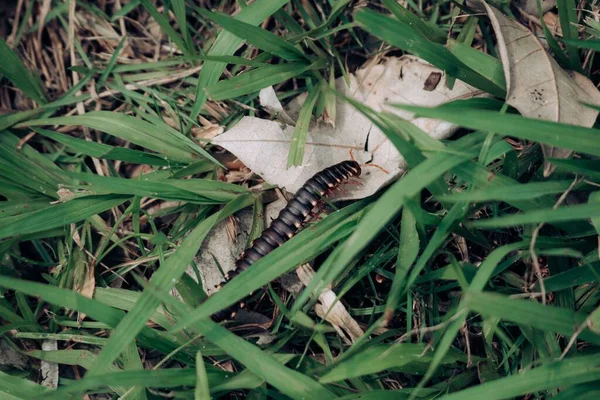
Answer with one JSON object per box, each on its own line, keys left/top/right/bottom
{"left": 477, "top": 0, "right": 600, "bottom": 176}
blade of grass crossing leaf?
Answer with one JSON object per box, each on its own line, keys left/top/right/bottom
{"left": 338, "top": 93, "right": 450, "bottom": 197}
{"left": 0, "top": 37, "right": 47, "bottom": 104}
{"left": 396, "top": 105, "right": 600, "bottom": 158}
{"left": 446, "top": 39, "right": 506, "bottom": 90}
{"left": 288, "top": 83, "right": 320, "bottom": 166}
{"left": 196, "top": 8, "right": 306, "bottom": 62}
{"left": 87, "top": 194, "right": 254, "bottom": 376}
{"left": 189, "top": 0, "right": 288, "bottom": 123}
{"left": 195, "top": 351, "right": 210, "bottom": 400}
{"left": 354, "top": 9, "right": 505, "bottom": 98}
{"left": 334, "top": 97, "right": 582, "bottom": 240}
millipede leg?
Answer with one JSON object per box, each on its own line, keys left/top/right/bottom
{"left": 349, "top": 148, "right": 389, "bottom": 174}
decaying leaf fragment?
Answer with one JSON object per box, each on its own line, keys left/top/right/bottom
{"left": 296, "top": 263, "right": 364, "bottom": 344}
{"left": 474, "top": 0, "right": 600, "bottom": 176}
{"left": 213, "top": 55, "right": 488, "bottom": 199}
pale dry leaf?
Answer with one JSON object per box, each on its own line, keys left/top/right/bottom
{"left": 41, "top": 340, "right": 59, "bottom": 389}
{"left": 516, "top": 0, "right": 556, "bottom": 16}
{"left": 213, "top": 55, "right": 488, "bottom": 199}
{"left": 543, "top": 12, "right": 563, "bottom": 37}
{"left": 259, "top": 86, "right": 295, "bottom": 125}
{"left": 476, "top": 0, "right": 600, "bottom": 176}
{"left": 0, "top": 339, "right": 28, "bottom": 370}
{"left": 185, "top": 209, "right": 254, "bottom": 296}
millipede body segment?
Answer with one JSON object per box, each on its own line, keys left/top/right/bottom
{"left": 212, "top": 160, "right": 361, "bottom": 321}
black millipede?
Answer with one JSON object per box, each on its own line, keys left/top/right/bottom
{"left": 212, "top": 160, "right": 362, "bottom": 321}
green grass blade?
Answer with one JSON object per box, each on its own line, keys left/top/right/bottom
{"left": 0, "top": 276, "right": 191, "bottom": 365}
{"left": 189, "top": 0, "right": 289, "bottom": 122}
{"left": 556, "top": 0, "right": 581, "bottom": 71}
{"left": 320, "top": 343, "right": 469, "bottom": 383}
{"left": 196, "top": 8, "right": 306, "bottom": 62}
{"left": 22, "top": 111, "right": 219, "bottom": 165}
{"left": 32, "top": 128, "right": 172, "bottom": 166}
{"left": 412, "top": 243, "right": 528, "bottom": 396}
{"left": 385, "top": 206, "right": 419, "bottom": 320}
{"left": 0, "top": 37, "right": 47, "bottom": 104}
{"left": 396, "top": 104, "right": 600, "bottom": 158}
{"left": 287, "top": 83, "right": 320, "bottom": 166}
{"left": 465, "top": 291, "right": 600, "bottom": 344}
{"left": 548, "top": 158, "right": 600, "bottom": 179}
{"left": 354, "top": 9, "right": 505, "bottom": 98}
{"left": 195, "top": 351, "right": 210, "bottom": 400}
{"left": 97, "top": 36, "right": 127, "bottom": 88}
{"left": 205, "top": 61, "right": 314, "bottom": 101}
{"left": 66, "top": 172, "right": 246, "bottom": 204}
{"left": 469, "top": 202, "right": 600, "bottom": 228}
{"left": 565, "top": 39, "right": 600, "bottom": 51}
{"left": 446, "top": 39, "right": 506, "bottom": 90}
{"left": 0, "top": 370, "right": 52, "bottom": 399}
{"left": 381, "top": 0, "right": 446, "bottom": 43}
{"left": 443, "top": 354, "right": 600, "bottom": 400}
{"left": 442, "top": 180, "right": 577, "bottom": 202}
{"left": 541, "top": 263, "right": 600, "bottom": 292}
{"left": 0, "top": 196, "right": 128, "bottom": 240}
